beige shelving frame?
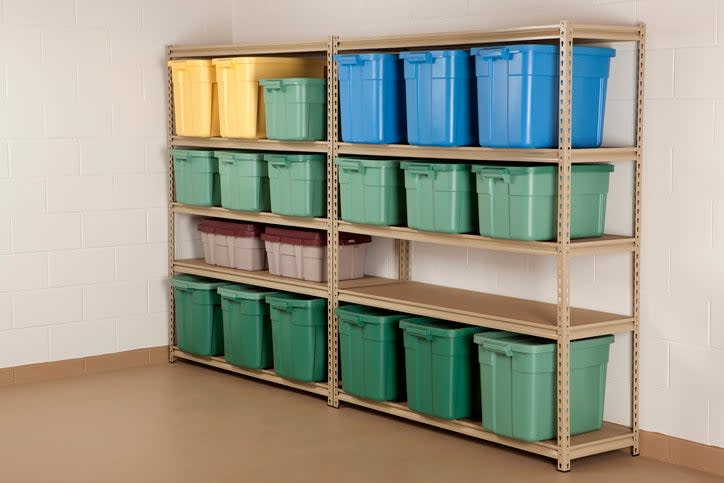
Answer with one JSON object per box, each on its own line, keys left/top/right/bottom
{"left": 166, "top": 21, "right": 645, "bottom": 472}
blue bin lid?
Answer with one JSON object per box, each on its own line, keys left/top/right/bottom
{"left": 334, "top": 53, "right": 399, "bottom": 63}
{"left": 470, "top": 44, "right": 615, "bottom": 58}
{"left": 400, "top": 49, "right": 470, "bottom": 59}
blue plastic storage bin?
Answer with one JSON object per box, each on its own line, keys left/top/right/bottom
{"left": 334, "top": 54, "right": 406, "bottom": 144}
{"left": 399, "top": 50, "right": 476, "bottom": 147}
{"left": 471, "top": 45, "right": 616, "bottom": 148}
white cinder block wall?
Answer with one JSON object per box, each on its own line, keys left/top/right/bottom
{"left": 229, "top": 0, "right": 724, "bottom": 447}
{"left": 0, "top": 0, "right": 232, "bottom": 366}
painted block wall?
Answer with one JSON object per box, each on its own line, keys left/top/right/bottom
{"left": 0, "top": 0, "right": 232, "bottom": 365}
{"left": 229, "top": 0, "right": 724, "bottom": 447}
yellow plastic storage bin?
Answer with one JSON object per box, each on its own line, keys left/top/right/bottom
{"left": 168, "top": 60, "right": 220, "bottom": 137}
{"left": 213, "top": 57, "right": 325, "bottom": 139}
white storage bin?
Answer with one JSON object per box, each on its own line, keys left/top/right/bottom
{"left": 261, "top": 227, "right": 370, "bottom": 282}
{"left": 198, "top": 220, "right": 266, "bottom": 271}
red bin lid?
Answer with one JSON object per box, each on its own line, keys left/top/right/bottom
{"left": 260, "top": 227, "right": 371, "bottom": 246}
{"left": 197, "top": 219, "right": 263, "bottom": 238}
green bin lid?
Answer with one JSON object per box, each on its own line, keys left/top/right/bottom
{"left": 217, "top": 284, "right": 280, "bottom": 300}
{"left": 260, "top": 77, "right": 325, "bottom": 86}
{"left": 471, "top": 164, "right": 614, "bottom": 175}
{"left": 399, "top": 317, "right": 480, "bottom": 338}
{"left": 335, "top": 156, "right": 401, "bottom": 168}
{"left": 265, "top": 292, "right": 326, "bottom": 309}
{"left": 400, "top": 161, "right": 470, "bottom": 172}
{"left": 264, "top": 154, "right": 326, "bottom": 162}
{"left": 170, "top": 274, "right": 230, "bottom": 291}
{"left": 171, "top": 148, "right": 217, "bottom": 159}
{"left": 474, "top": 332, "right": 614, "bottom": 355}
{"left": 215, "top": 150, "right": 266, "bottom": 161}
{"left": 335, "top": 304, "right": 407, "bottom": 325}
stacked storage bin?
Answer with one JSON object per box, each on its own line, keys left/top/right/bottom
{"left": 266, "top": 293, "right": 327, "bottom": 382}
{"left": 172, "top": 148, "right": 221, "bottom": 207}
{"left": 197, "top": 220, "right": 266, "bottom": 271}
{"left": 170, "top": 275, "right": 230, "bottom": 356}
{"left": 168, "top": 60, "right": 219, "bottom": 138}
{"left": 260, "top": 78, "right": 326, "bottom": 141}
{"left": 218, "top": 284, "right": 280, "bottom": 369}
{"left": 261, "top": 227, "right": 370, "bottom": 282}
{"left": 217, "top": 151, "right": 270, "bottom": 212}
{"left": 265, "top": 153, "right": 326, "bottom": 217}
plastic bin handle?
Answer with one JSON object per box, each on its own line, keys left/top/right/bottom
{"left": 346, "top": 315, "right": 366, "bottom": 326}
{"left": 335, "top": 55, "right": 362, "bottom": 65}
{"left": 266, "top": 155, "right": 289, "bottom": 168}
{"left": 262, "top": 80, "right": 282, "bottom": 90}
{"left": 404, "top": 164, "right": 434, "bottom": 176}
{"left": 337, "top": 159, "right": 363, "bottom": 173}
{"left": 405, "top": 326, "right": 433, "bottom": 341}
{"left": 271, "top": 301, "right": 291, "bottom": 311}
{"left": 403, "top": 52, "right": 434, "bottom": 64}
{"left": 482, "top": 340, "right": 513, "bottom": 357}
{"left": 476, "top": 167, "right": 512, "bottom": 183}
{"left": 476, "top": 47, "right": 512, "bottom": 61}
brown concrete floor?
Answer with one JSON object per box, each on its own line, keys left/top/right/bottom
{"left": 0, "top": 362, "right": 720, "bottom": 483}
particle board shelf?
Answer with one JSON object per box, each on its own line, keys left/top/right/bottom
{"left": 338, "top": 23, "right": 643, "bottom": 51}
{"left": 172, "top": 258, "right": 394, "bottom": 298}
{"left": 172, "top": 203, "right": 328, "bottom": 230}
{"left": 171, "top": 136, "right": 328, "bottom": 153}
{"left": 172, "top": 348, "right": 328, "bottom": 397}
{"left": 338, "top": 392, "right": 634, "bottom": 460}
{"left": 338, "top": 279, "right": 633, "bottom": 340}
{"left": 168, "top": 42, "right": 328, "bottom": 59}
{"left": 337, "top": 221, "right": 636, "bottom": 256}
{"left": 337, "top": 143, "right": 637, "bottom": 163}
{"left": 173, "top": 259, "right": 329, "bottom": 297}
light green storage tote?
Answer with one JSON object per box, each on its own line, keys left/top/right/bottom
{"left": 335, "top": 157, "right": 406, "bottom": 226}
{"left": 471, "top": 164, "right": 614, "bottom": 240}
{"left": 170, "top": 275, "right": 231, "bottom": 356}
{"left": 474, "top": 332, "right": 615, "bottom": 442}
{"left": 266, "top": 154, "right": 326, "bottom": 217}
{"left": 216, "top": 151, "right": 270, "bottom": 212}
{"left": 266, "top": 293, "right": 327, "bottom": 382}
{"left": 260, "top": 78, "right": 326, "bottom": 141}
{"left": 336, "top": 305, "right": 408, "bottom": 401}
{"left": 399, "top": 317, "right": 485, "bottom": 419}
{"left": 172, "top": 148, "right": 221, "bottom": 206}
{"left": 218, "top": 284, "right": 281, "bottom": 369}
{"left": 400, "top": 162, "right": 475, "bottom": 233}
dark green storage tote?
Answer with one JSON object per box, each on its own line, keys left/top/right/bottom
{"left": 475, "top": 332, "right": 615, "bottom": 442}
{"left": 260, "top": 78, "right": 326, "bottom": 141}
{"left": 400, "top": 162, "right": 475, "bottom": 234}
{"left": 172, "top": 148, "right": 221, "bottom": 207}
{"left": 471, "top": 164, "right": 614, "bottom": 240}
{"left": 170, "top": 275, "right": 230, "bottom": 356}
{"left": 335, "top": 157, "right": 406, "bottom": 226}
{"left": 266, "top": 293, "right": 327, "bottom": 382}
{"left": 216, "top": 151, "right": 270, "bottom": 212}
{"left": 399, "top": 317, "right": 484, "bottom": 419}
{"left": 266, "top": 154, "right": 326, "bottom": 217}
{"left": 218, "top": 284, "right": 280, "bottom": 369}
{"left": 336, "top": 305, "right": 408, "bottom": 401}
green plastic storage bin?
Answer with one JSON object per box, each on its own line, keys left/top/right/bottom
{"left": 399, "top": 317, "right": 483, "bottom": 419}
{"left": 266, "top": 293, "right": 327, "bottom": 382}
{"left": 218, "top": 284, "right": 280, "bottom": 369}
{"left": 260, "top": 78, "right": 326, "bottom": 141}
{"left": 172, "top": 148, "right": 221, "bottom": 207}
{"left": 471, "top": 164, "right": 614, "bottom": 240}
{"left": 475, "top": 332, "right": 615, "bottom": 442}
{"left": 170, "top": 275, "right": 230, "bottom": 356}
{"left": 400, "top": 162, "right": 475, "bottom": 233}
{"left": 266, "top": 154, "right": 326, "bottom": 217}
{"left": 336, "top": 305, "right": 408, "bottom": 401}
{"left": 335, "top": 157, "right": 406, "bottom": 226}
{"left": 216, "top": 151, "right": 270, "bottom": 212}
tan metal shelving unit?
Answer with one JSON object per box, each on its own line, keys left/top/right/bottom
{"left": 166, "top": 21, "right": 644, "bottom": 471}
